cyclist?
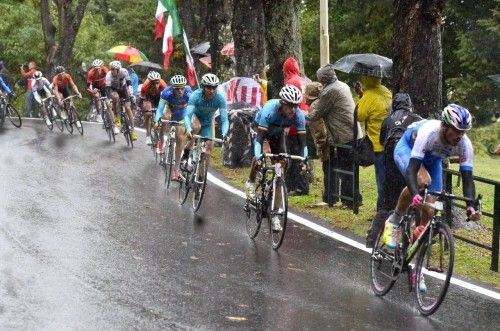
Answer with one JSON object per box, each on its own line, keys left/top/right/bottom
{"left": 245, "top": 85, "right": 308, "bottom": 231}
{"left": 52, "top": 66, "right": 82, "bottom": 123}
{"left": 105, "top": 60, "right": 137, "bottom": 140}
{"left": 154, "top": 74, "right": 193, "bottom": 180}
{"left": 382, "top": 104, "right": 482, "bottom": 251}
{"left": 0, "top": 75, "right": 15, "bottom": 98}
{"left": 182, "top": 73, "right": 228, "bottom": 177}
{"left": 86, "top": 59, "right": 114, "bottom": 129}
{"left": 31, "top": 71, "right": 54, "bottom": 126}
{"left": 139, "top": 71, "right": 167, "bottom": 145}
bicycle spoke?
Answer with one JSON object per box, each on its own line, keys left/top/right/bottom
{"left": 370, "top": 229, "right": 397, "bottom": 296}
{"left": 414, "top": 223, "right": 454, "bottom": 316}
{"left": 191, "top": 154, "right": 208, "bottom": 212}
{"left": 270, "top": 178, "right": 288, "bottom": 250}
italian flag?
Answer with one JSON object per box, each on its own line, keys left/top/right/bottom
{"left": 183, "top": 31, "right": 197, "bottom": 86}
{"left": 155, "top": 0, "right": 182, "bottom": 70}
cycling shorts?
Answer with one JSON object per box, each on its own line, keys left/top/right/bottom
{"left": 198, "top": 122, "right": 215, "bottom": 139}
{"left": 111, "top": 87, "right": 128, "bottom": 100}
{"left": 144, "top": 95, "right": 160, "bottom": 108}
{"left": 393, "top": 139, "right": 443, "bottom": 192}
{"left": 58, "top": 87, "right": 70, "bottom": 99}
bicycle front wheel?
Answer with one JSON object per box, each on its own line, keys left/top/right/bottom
{"left": 191, "top": 154, "right": 208, "bottom": 212}
{"left": 165, "top": 139, "right": 175, "bottom": 188}
{"left": 6, "top": 104, "right": 22, "bottom": 128}
{"left": 70, "top": 106, "right": 83, "bottom": 136}
{"left": 121, "top": 113, "right": 133, "bottom": 148}
{"left": 270, "top": 178, "right": 288, "bottom": 250}
{"left": 52, "top": 105, "right": 64, "bottom": 132}
{"left": 178, "top": 167, "right": 190, "bottom": 205}
{"left": 245, "top": 196, "right": 263, "bottom": 239}
{"left": 370, "top": 228, "right": 397, "bottom": 296}
{"left": 414, "top": 222, "right": 454, "bottom": 316}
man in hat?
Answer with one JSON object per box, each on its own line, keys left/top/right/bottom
{"left": 307, "top": 64, "right": 362, "bottom": 208}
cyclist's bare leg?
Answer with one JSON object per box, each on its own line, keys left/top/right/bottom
{"left": 394, "top": 166, "right": 434, "bottom": 224}
{"left": 111, "top": 92, "right": 119, "bottom": 119}
{"left": 272, "top": 160, "right": 286, "bottom": 212}
{"left": 174, "top": 125, "right": 184, "bottom": 169}
{"left": 143, "top": 100, "right": 153, "bottom": 136}
{"left": 248, "top": 140, "right": 270, "bottom": 182}
{"left": 159, "top": 110, "right": 170, "bottom": 145}
{"left": 185, "top": 117, "right": 201, "bottom": 150}
{"left": 125, "top": 101, "right": 134, "bottom": 130}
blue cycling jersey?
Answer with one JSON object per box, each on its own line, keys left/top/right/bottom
{"left": 155, "top": 85, "right": 193, "bottom": 122}
{"left": 184, "top": 89, "right": 229, "bottom": 137}
{"left": 0, "top": 76, "right": 12, "bottom": 95}
{"left": 254, "top": 99, "right": 307, "bottom": 158}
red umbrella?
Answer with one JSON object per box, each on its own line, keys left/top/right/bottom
{"left": 221, "top": 42, "right": 234, "bottom": 56}
{"left": 105, "top": 45, "right": 148, "bottom": 63}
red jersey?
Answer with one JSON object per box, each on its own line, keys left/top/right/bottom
{"left": 140, "top": 79, "right": 167, "bottom": 98}
{"left": 52, "top": 73, "right": 75, "bottom": 91}
{"left": 86, "top": 67, "right": 108, "bottom": 89}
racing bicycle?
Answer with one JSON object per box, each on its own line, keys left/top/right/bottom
{"left": 244, "top": 152, "right": 307, "bottom": 250}
{"left": 41, "top": 95, "right": 64, "bottom": 132}
{"left": 119, "top": 97, "right": 134, "bottom": 148}
{"left": 370, "top": 186, "right": 482, "bottom": 315}
{"left": 0, "top": 94, "right": 22, "bottom": 128}
{"left": 61, "top": 95, "right": 83, "bottom": 135}
{"left": 161, "top": 119, "right": 184, "bottom": 189}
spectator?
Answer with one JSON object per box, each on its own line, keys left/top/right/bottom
{"left": 20, "top": 61, "right": 38, "bottom": 117}
{"left": 283, "top": 56, "right": 310, "bottom": 195}
{"left": 366, "top": 93, "right": 422, "bottom": 247}
{"left": 357, "top": 75, "right": 392, "bottom": 211}
{"left": 127, "top": 67, "right": 139, "bottom": 98}
{"left": 253, "top": 64, "right": 271, "bottom": 102}
{"left": 304, "top": 81, "right": 328, "bottom": 206}
{"left": 307, "top": 64, "right": 362, "bottom": 208}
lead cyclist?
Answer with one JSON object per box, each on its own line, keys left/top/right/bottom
{"left": 381, "top": 104, "right": 482, "bottom": 254}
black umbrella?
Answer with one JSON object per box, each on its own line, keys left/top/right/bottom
{"left": 333, "top": 53, "right": 393, "bottom": 78}
{"left": 488, "top": 74, "right": 500, "bottom": 88}
{"left": 129, "top": 61, "right": 163, "bottom": 72}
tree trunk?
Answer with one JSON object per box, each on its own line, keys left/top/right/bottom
{"left": 393, "top": 0, "right": 446, "bottom": 118}
{"left": 232, "top": 0, "right": 266, "bottom": 77}
{"left": 207, "top": 0, "right": 234, "bottom": 81}
{"left": 263, "top": 0, "right": 304, "bottom": 98}
{"left": 179, "top": 0, "right": 195, "bottom": 41}
{"left": 40, "top": 0, "right": 89, "bottom": 76}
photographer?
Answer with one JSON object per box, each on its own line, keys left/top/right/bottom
{"left": 19, "top": 61, "right": 38, "bottom": 117}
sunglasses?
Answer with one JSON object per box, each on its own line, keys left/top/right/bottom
{"left": 203, "top": 85, "right": 218, "bottom": 90}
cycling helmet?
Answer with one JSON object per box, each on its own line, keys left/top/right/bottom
{"left": 279, "top": 85, "right": 302, "bottom": 105}
{"left": 170, "top": 74, "right": 187, "bottom": 87}
{"left": 147, "top": 71, "right": 161, "bottom": 81}
{"left": 200, "top": 73, "right": 219, "bottom": 87}
{"left": 55, "top": 66, "right": 65, "bottom": 74}
{"left": 33, "top": 71, "right": 43, "bottom": 80}
{"left": 441, "top": 103, "right": 472, "bottom": 131}
{"left": 109, "top": 61, "right": 122, "bottom": 70}
{"left": 92, "top": 59, "right": 103, "bottom": 67}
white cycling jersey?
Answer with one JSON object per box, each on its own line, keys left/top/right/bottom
{"left": 105, "top": 68, "right": 130, "bottom": 90}
{"left": 408, "top": 119, "right": 473, "bottom": 171}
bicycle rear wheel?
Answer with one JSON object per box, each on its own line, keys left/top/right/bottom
{"left": 6, "top": 104, "right": 22, "bottom": 128}
{"left": 245, "top": 195, "right": 263, "bottom": 239}
{"left": 178, "top": 167, "right": 191, "bottom": 205}
{"left": 165, "top": 139, "right": 176, "bottom": 188}
{"left": 414, "top": 222, "right": 454, "bottom": 316}
{"left": 69, "top": 106, "right": 83, "bottom": 135}
{"left": 270, "top": 178, "right": 288, "bottom": 250}
{"left": 191, "top": 154, "right": 208, "bottom": 212}
{"left": 370, "top": 228, "right": 397, "bottom": 296}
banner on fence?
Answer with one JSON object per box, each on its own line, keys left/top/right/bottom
{"left": 218, "top": 77, "right": 264, "bottom": 109}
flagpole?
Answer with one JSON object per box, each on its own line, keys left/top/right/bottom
{"left": 183, "top": 31, "right": 200, "bottom": 88}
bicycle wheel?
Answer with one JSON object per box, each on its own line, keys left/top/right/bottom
{"left": 270, "top": 177, "right": 288, "bottom": 250}
{"left": 45, "top": 105, "right": 54, "bottom": 131}
{"left": 122, "top": 113, "right": 133, "bottom": 148}
{"left": 102, "top": 109, "right": 113, "bottom": 142}
{"left": 52, "top": 105, "right": 64, "bottom": 132}
{"left": 414, "top": 222, "right": 454, "bottom": 316}
{"left": 6, "top": 104, "right": 22, "bottom": 128}
{"left": 165, "top": 139, "right": 176, "bottom": 188}
{"left": 178, "top": 167, "right": 191, "bottom": 205}
{"left": 0, "top": 105, "right": 5, "bottom": 128}
{"left": 191, "top": 153, "right": 208, "bottom": 212}
{"left": 70, "top": 106, "right": 83, "bottom": 135}
{"left": 370, "top": 228, "right": 397, "bottom": 296}
{"left": 152, "top": 129, "right": 158, "bottom": 161}
{"left": 245, "top": 193, "right": 263, "bottom": 239}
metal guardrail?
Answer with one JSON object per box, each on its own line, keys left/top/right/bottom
{"left": 443, "top": 169, "right": 499, "bottom": 272}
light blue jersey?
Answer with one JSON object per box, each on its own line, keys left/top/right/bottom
{"left": 0, "top": 76, "right": 12, "bottom": 95}
{"left": 184, "top": 89, "right": 228, "bottom": 138}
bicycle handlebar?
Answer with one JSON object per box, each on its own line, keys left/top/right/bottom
{"left": 421, "top": 187, "right": 482, "bottom": 220}
{"left": 192, "top": 134, "right": 223, "bottom": 144}
{"left": 161, "top": 119, "right": 184, "bottom": 126}
{"left": 63, "top": 95, "right": 79, "bottom": 102}
{"left": 262, "top": 152, "right": 306, "bottom": 162}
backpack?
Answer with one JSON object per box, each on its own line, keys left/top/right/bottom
{"left": 382, "top": 110, "right": 422, "bottom": 147}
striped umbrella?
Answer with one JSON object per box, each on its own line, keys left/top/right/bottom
{"left": 105, "top": 45, "right": 148, "bottom": 63}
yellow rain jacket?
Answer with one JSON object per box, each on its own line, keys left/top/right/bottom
{"left": 357, "top": 76, "right": 392, "bottom": 152}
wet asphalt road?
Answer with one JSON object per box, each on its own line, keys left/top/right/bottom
{"left": 0, "top": 120, "right": 499, "bottom": 330}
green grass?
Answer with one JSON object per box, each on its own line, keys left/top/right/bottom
{"left": 210, "top": 126, "right": 500, "bottom": 287}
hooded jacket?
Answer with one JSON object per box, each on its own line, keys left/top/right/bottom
{"left": 307, "top": 64, "right": 361, "bottom": 145}
{"left": 357, "top": 75, "right": 392, "bottom": 152}
{"left": 283, "top": 57, "right": 308, "bottom": 112}
{"left": 379, "top": 93, "right": 422, "bottom": 146}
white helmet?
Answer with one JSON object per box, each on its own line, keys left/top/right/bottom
{"left": 33, "top": 71, "right": 43, "bottom": 80}
{"left": 92, "top": 59, "right": 103, "bottom": 67}
{"left": 109, "top": 61, "right": 122, "bottom": 70}
{"left": 147, "top": 71, "right": 161, "bottom": 81}
{"left": 200, "top": 73, "right": 219, "bottom": 87}
{"left": 170, "top": 75, "right": 187, "bottom": 87}
{"left": 279, "top": 85, "right": 302, "bottom": 105}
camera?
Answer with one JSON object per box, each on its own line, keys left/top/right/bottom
{"left": 20, "top": 63, "right": 28, "bottom": 70}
